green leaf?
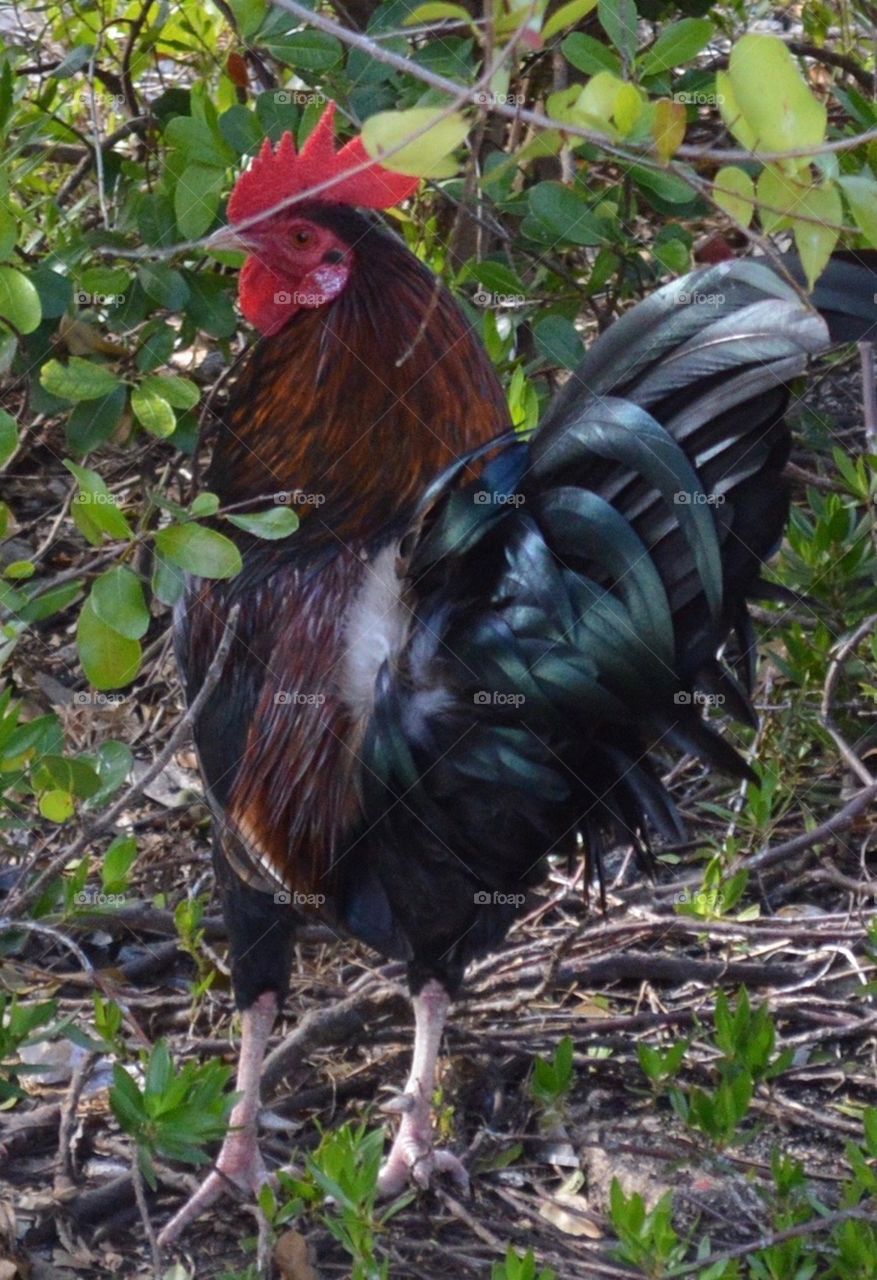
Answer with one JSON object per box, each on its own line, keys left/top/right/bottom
{"left": 139, "top": 375, "right": 200, "bottom": 410}
{"left": 190, "top": 492, "right": 220, "bottom": 517}
{"left": 65, "top": 461, "right": 134, "bottom": 542}
{"left": 66, "top": 384, "right": 127, "bottom": 456}
{"left": 0, "top": 266, "right": 41, "bottom": 334}
{"left": 361, "top": 108, "right": 468, "bottom": 179}
{"left": 792, "top": 181, "right": 841, "bottom": 290}
{"left": 0, "top": 408, "right": 17, "bottom": 466}
{"left": 713, "top": 165, "right": 754, "bottom": 227}
{"left": 39, "top": 789, "right": 74, "bottom": 822}
{"left": 41, "top": 358, "right": 122, "bottom": 403}
{"left": 174, "top": 165, "right": 224, "bottom": 240}
{"left": 91, "top": 567, "right": 150, "bottom": 641}
{"left": 131, "top": 384, "right": 176, "bottom": 438}
{"left": 527, "top": 182, "right": 606, "bottom": 246}
{"left": 154, "top": 523, "right": 242, "bottom": 579}
{"left": 638, "top": 19, "right": 714, "bottom": 78}
{"left": 404, "top": 2, "right": 474, "bottom": 24}
{"left": 543, "top": 0, "right": 598, "bottom": 40}
{"left": 264, "top": 30, "right": 342, "bottom": 71}
{"left": 534, "top": 314, "right": 583, "bottom": 369}
{"left": 226, "top": 506, "right": 300, "bottom": 539}
{"left": 562, "top": 33, "right": 621, "bottom": 77}
{"left": 725, "top": 34, "right": 826, "bottom": 153}
{"left": 0, "top": 206, "right": 17, "bottom": 260}
{"left": 137, "top": 264, "right": 190, "bottom": 310}
{"left": 77, "top": 596, "right": 142, "bottom": 690}
{"left": 597, "top": 0, "right": 638, "bottom": 66}
{"left": 103, "top": 835, "right": 137, "bottom": 891}
{"left": 756, "top": 165, "right": 797, "bottom": 232}
{"left": 839, "top": 172, "right": 877, "bottom": 246}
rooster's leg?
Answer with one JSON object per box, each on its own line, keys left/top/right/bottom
{"left": 377, "top": 978, "right": 468, "bottom": 1197}
{"left": 158, "top": 990, "right": 276, "bottom": 1246}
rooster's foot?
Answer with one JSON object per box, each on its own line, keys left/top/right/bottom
{"left": 377, "top": 1104, "right": 469, "bottom": 1198}
{"left": 157, "top": 1125, "right": 268, "bottom": 1246}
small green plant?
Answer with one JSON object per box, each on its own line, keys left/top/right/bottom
{"left": 174, "top": 893, "right": 216, "bottom": 1005}
{"left": 637, "top": 1036, "right": 688, "bottom": 1092}
{"left": 109, "top": 1038, "right": 235, "bottom": 1187}
{"left": 267, "top": 1121, "right": 409, "bottom": 1280}
{"left": 671, "top": 989, "right": 792, "bottom": 1148}
{"left": 530, "top": 1035, "right": 575, "bottom": 1113}
{"left": 491, "top": 1246, "right": 557, "bottom": 1280}
{"left": 0, "top": 993, "right": 58, "bottom": 1102}
{"left": 609, "top": 1180, "right": 690, "bottom": 1277}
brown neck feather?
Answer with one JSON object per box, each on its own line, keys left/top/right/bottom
{"left": 207, "top": 217, "right": 510, "bottom": 547}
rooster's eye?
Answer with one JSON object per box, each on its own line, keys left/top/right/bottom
{"left": 292, "top": 229, "right": 313, "bottom": 247}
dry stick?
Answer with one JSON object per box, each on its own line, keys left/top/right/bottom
{"left": 55, "top": 1051, "right": 98, "bottom": 1193}
{"left": 821, "top": 613, "right": 877, "bottom": 787}
{"left": 130, "top": 1147, "right": 162, "bottom": 1278}
{"left": 6, "top": 604, "right": 241, "bottom": 920}
{"left": 673, "top": 1205, "right": 877, "bottom": 1275}
{"left": 862, "top": 342, "right": 877, "bottom": 449}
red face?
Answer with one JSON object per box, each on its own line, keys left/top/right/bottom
{"left": 232, "top": 215, "right": 354, "bottom": 336}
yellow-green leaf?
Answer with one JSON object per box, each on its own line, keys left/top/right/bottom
{"left": 713, "top": 165, "right": 754, "bottom": 227}
{"left": 131, "top": 384, "right": 177, "bottom": 438}
{"left": 652, "top": 99, "right": 686, "bottom": 164}
{"left": 613, "top": 82, "right": 643, "bottom": 136}
{"left": 792, "top": 181, "right": 841, "bottom": 290}
{"left": 726, "top": 34, "right": 826, "bottom": 153}
{"left": 403, "top": 2, "right": 474, "bottom": 26}
{"left": 839, "top": 173, "right": 877, "bottom": 247}
{"left": 77, "top": 596, "right": 142, "bottom": 690}
{"left": 361, "top": 108, "right": 469, "bottom": 178}
{"left": 756, "top": 164, "right": 800, "bottom": 233}
{"left": 543, "top": 0, "right": 598, "bottom": 41}
{"left": 0, "top": 266, "right": 41, "bottom": 334}
{"left": 40, "top": 789, "right": 75, "bottom": 823}
{"left": 41, "top": 357, "right": 122, "bottom": 402}
{"left": 716, "top": 70, "right": 758, "bottom": 152}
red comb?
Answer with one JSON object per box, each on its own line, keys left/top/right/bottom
{"left": 227, "top": 101, "right": 420, "bottom": 223}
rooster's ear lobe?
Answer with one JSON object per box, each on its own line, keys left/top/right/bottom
{"left": 226, "top": 102, "right": 420, "bottom": 226}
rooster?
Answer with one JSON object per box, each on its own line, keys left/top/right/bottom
{"left": 159, "top": 103, "right": 877, "bottom": 1242}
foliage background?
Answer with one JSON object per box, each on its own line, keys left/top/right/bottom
{"left": 1, "top": 0, "right": 876, "bottom": 1276}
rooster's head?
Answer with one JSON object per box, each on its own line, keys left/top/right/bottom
{"left": 208, "top": 102, "right": 420, "bottom": 336}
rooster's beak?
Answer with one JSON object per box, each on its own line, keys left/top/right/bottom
{"left": 204, "top": 225, "right": 251, "bottom": 253}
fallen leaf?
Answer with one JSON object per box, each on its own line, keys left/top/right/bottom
{"left": 274, "top": 1230, "right": 318, "bottom": 1280}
